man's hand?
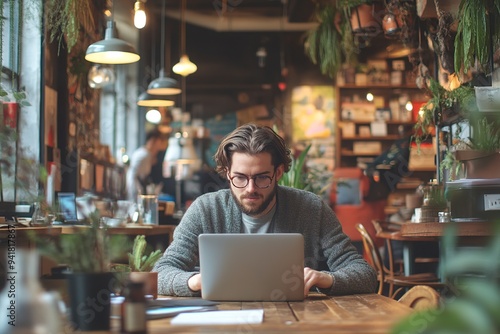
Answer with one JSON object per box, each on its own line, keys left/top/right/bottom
{"left": 303, "top": 267, "right": 334, "bottom": 297}
{"left": 188, "top": 273, "right": 202, "bottom": 292}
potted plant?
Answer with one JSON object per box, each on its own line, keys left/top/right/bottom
{"left": 453, "top": 117, "right": 500, "bottom": 179}
{"left": 413, "top": 78, "right": 476, "bottom": 148}
{"left": 32, "top": 212, "right": 129, "bottom": 331}
{"left": 112, "top": 234, "right": 162, "bottom": 299}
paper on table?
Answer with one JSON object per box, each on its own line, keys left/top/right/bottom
{"left": 171, "top": 309, "right": 264, "bottom": 325}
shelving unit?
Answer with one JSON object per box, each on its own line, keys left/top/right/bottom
{"left": 335, "top": 84, "right": 427, "bottom": 168}
{"left": 334, "top": 77, "right": 436, "bottom": 215}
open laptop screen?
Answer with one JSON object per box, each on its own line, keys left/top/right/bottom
{"left": 198, "top": 233, "right": 305, "bottom": 302}
{"left": 57, "top": 192, "right": 78, "bottom": 222}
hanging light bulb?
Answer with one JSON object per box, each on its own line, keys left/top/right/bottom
{"left": 88, "top": 65, "right": 115, "bottom": 89}
{"left": 134, "top": 0, "right": 147, "bottom": 29}
{"left": 172, "top": 55, "right": 197, "bottom": 77}
{"left": 256, "top": 47, "right": 267, "bottom": 68}
{"left": 172, "top": 0, "right": 197, "bottom": 77}
{"left": 145, "top": 109, "right": 162, "bottom": 124}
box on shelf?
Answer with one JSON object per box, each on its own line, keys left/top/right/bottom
{"left": 341, "top": 122, "right": 355, "bottom": 137}
{"left": 408, "top": 143, "right": 435, "bottom": 170}
{"left": 341, "top": 102, "right": 376, "bottom": 122}
{"left": 370, "top": 121, "right": 387, "bottom": 136}
{"left": 353, "top": 141, "right": 381, "bottom": 155}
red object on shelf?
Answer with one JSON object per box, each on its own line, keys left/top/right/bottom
{"left": 3, "top": 102, "right": 18, "bottom": 129}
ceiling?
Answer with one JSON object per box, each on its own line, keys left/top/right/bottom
{"left": 130, "top": 0, "right": 442, "bottom": 120}
{"left": 132, "top": 0, "right": 325, "bottom": 119}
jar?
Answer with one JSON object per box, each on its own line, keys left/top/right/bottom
{"left": 121, "top": 281, "right": 147, "bottom": 334}
{"left": 438, "top": 211, "right": 451, "bottom": 223}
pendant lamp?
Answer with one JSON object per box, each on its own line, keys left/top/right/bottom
{"left": 134, "top": 0, "right": 147, "bottom": 29}
{"left": 137, "top": 91, "right": 174, "bottom": 107}
{"left": 172, "top": 0, "right": 197, "bottom": 77}
{"left": 147, "top": 0, "right": 181, "bottom": 95}
{"left": 85, "top": 20, "right": 140, "bottom": 64}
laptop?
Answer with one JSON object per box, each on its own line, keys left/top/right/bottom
{"left": 57, "top": 192, "right": 81, "bottom": 224}
{"left": 198, "top": 233, "right": 305, "bottom": 302}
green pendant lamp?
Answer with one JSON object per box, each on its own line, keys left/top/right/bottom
{"left": 86, "top": 20, "right": 140, "bottom": 65}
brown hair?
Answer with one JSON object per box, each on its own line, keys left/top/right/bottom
{"left": 214, "top": 123, "right": 291, "bottom": 176}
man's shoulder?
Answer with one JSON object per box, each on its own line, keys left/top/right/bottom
{"left": 278, "top": 186, "right": 321, "bottom": 201}
{"left": 194, "top": 188, "right": 231, "bottom": 203}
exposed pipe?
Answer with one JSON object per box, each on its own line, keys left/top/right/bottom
{"left": 164, "top": 9, "right": 317, "bottom": 32}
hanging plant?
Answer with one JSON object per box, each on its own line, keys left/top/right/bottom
{"left": 454, "top": 0, "right": 500, "bottom": 78}
{"left": 304, "top": 4, "right": 343, "bottom": 78}
{"left": 45, "top": 0, "right": 104, "bottom": 54}
{"left": 304, "top": 0, "right": 372, "bottom": 78}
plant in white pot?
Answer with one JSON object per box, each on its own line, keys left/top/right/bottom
{"left": 32, "top": 212, "right": 129, "bottom": 331}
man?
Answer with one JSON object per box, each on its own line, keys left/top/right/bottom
{"left": 154, "top": 123, "right": 377, "bottom": 297}
{"left": 126, "top": 128, "right": 167, "bottom": 202}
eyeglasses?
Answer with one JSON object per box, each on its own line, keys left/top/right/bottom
{"left": 229, "top": 171, "right": 276, "bottom": 189}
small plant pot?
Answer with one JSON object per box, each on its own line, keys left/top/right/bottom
{"left": 2, "top": 102, "right": 18, "bottom": 129}
{"left": 67, "top": 272, "right": 115, "bottom": 331}
{"left": 350, "top": 4, "right": 380, "bottom": 35}
{"left": 129, "top": 271, "right": 158, "bottom": 299}
{"left": 455, "top": 150, "right": 500, "bottom": 179}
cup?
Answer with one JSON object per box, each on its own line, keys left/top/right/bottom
{"left": 138, "top": 195, "right": 158, "bottom": 225}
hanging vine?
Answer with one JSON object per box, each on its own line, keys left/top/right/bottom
{"left": 45, "top": 0, "right": 101, "bottom": 54}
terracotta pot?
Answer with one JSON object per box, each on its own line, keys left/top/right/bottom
{"left": 455, "top": 150, "right": 500, "bottom": 179}
{"left": 129, "top": 271, "right": 158, "bottom": 299}
{"left": 350, "top": 4, "right": 380, "bottom": 34}
{"left": 2, "top": 102, "right": 18, "bottom": 129}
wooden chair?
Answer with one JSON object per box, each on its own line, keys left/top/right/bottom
{"left": 372, "top": 220, "right": 439, "bottom": 274}
{"left": 398, "top": 285, "right": 440, "bottom": 310}
{"left": 355, "top": 223, "right": 444, "bottom": 299}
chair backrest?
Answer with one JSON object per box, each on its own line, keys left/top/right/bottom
{"left": 398, "top": 285, "right": 440, "bottom": 310}
{"left": 355, "top": 223, "right": 386, "bottom": 295}
{"left": 371, "top": 220, "right": 397, "bottom": 276}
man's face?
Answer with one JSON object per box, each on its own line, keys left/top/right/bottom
{"left": 227, "top": 152, "right": 283, "bottom": 218}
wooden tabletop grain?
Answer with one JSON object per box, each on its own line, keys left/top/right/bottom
{"left": 139, "top": 293, "right": 412, "bottom": 334}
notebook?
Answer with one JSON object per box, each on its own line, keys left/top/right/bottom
{"left": 198, "top": 233, "right": 305, "bottom": 301}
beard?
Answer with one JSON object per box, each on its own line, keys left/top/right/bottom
{"left": 230, "top": 183, "right": 277, "bottom": 216}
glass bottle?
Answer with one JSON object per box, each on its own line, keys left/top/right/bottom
{"left": 0, "top": 249, "right": 64, "bottom": 333}
{"left": 31, "top": 202, "right": 48, "bottom": 226}
{"left": 121, "top": 281, "right": 147, "bottom": 334}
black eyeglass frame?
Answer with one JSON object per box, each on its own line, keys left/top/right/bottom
{"left": 229, "top": 170, "right": 276, "bottom": 189}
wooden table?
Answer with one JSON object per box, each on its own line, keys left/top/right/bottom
{"left": 377, "top": 222, "right": 494, "bottom": 276}
{"left": 133, "top": 294, "right": 412, "bottom": 334}
{"left": 0, "top": 224, "right": 176, "bottom": 275}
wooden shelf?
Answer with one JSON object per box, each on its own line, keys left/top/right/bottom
{"left": 341, "top": 150, "right": 381, "bottom": 156}
{"left": 337, "top": 84, "right": 419, "bottom": 89}
{"left": 342, "top": 135, "right": 401, "bottom": 140}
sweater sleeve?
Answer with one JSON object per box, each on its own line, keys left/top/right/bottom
{"left": 153, "top": 202, "right": 204, "bottom": 297}
{"left": 316, "top": 201, "right": 378, "bottom": 295}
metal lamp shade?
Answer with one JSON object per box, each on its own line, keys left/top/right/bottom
{"left": 147, "top": 69, "right": 182, "bottom": 95}
{"left": 137, "top": 91, "right": 175, "bottom": 107}
{"left": 163, "top": 134, "right": 200, "bottom": 179}
{"left": 85, "top": 21, "right": 140, "bottom": 65}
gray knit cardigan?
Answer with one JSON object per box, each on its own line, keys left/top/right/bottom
{"left": 153, "top": 186, "right": 378, "bottom": 296}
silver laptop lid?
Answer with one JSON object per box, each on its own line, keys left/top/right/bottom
{"left": 198, "top": 233, "right": 305, "bottom": 302}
